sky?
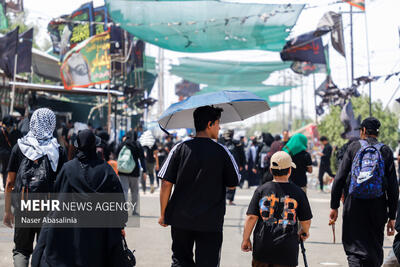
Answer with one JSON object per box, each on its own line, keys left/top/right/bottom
{"left": 23, "top": 0, "right": 400, "bottom": 129}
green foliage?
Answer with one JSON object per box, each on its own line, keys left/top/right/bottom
{"left": 318, "top": 96, "right": 399, "bottom": 150}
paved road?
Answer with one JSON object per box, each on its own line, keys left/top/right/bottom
{"left": 0, "top": 185, "right": 395, "bottom": 267}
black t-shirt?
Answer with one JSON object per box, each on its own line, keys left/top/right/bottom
{"left": 289, "top": 151, "right": 312, "bottom": 188}
{"left": 144, "top": 144, "right": 158, "bottom": 163}
{"left": 7, "top": 144, "right": 67, "bottom": 176}
{"left": 158, "top": 137, "right": 240, "bottom": 232}
{"left": 321, "top": 143, "right": 332, "bottom": 165}
{"left": 247, "top": 181, "right": 313, "bottom": 266}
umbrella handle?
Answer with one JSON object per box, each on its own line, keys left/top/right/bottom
{"left": 159, "top": 123, "right": 171, "bottom": 136}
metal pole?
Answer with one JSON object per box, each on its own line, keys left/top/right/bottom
{"left": 313, "top": 73, "right": 318, "bottom": 124}
{"left": 158, "top": 48, "right": 164, "bottom": 114}
{"left": 301, "top": 77, "right": 304, "bottom": 122}
{"left": 10, "top": 54, "right": 18, "bottom": 114}
{"left": 350, "top": 5, "right": 354, "bottom": 83}
{"left": 114, "top": 97, "right": 117, "bottom": 143}
{"left": 363, "top": 10, "right": 373, "bottom": 116}
{"left": 107, "top": 85, "right": 111, "bottom": 134}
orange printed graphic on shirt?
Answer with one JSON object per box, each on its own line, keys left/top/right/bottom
{"left": 259, "top": 194, "right": 298, "bottom": 226}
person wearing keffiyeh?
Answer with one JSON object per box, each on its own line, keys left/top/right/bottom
{"left": 3, "top": 108, "right": 67, "bottom": 267}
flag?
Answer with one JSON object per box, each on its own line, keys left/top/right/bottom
{"left": 94, "top": 6, "right": 108, "bottom": 35}
{"left": 315, "top": 12, "right": 346, "bottom": 57}
{"left": 69, "top": 2, "right": 95, "bottom": 49}
{"left": 0, "top": 27, "right": 19, "bottom": 77}
{"left": 290, "top": 61, "right": 326, "bottom": 76}
{"left": 61, "top": 31, "right": 111, "bottom": 90}
{"left": 343, "top": 0, "right": 365, "bottom": 11}
{"left": 48, "top": 15, "right": 68, "bottom": 55}
{"left": 280, "top": 32, "right": 326, "bottom": 64}
{"left": 14, "top": 28, "right": 33, "bottom": 74}
{"left": 5, "top": 0, "right": 23, "bottom": 13}
{"left": 0, "top": 0, "right": 7, "bottom": 30}
{"left": 340, "top": 101, "right": 361, "bottom": 139}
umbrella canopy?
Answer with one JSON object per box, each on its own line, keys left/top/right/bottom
{"left": 158, "top": 90, "right": 270, "bottom": 130}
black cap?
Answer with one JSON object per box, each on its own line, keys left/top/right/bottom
{"left": 358, "top": 117, "right": 381, "bottom": 132}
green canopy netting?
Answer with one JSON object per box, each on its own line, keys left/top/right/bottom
{"left": 170, "top": 58, "right": 291, "bottom": 86}
{"left": 106, "top": 0, "right": 304, "bottom": 52}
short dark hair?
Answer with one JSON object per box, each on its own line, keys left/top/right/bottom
{"left": 320, "top": 136, "right": 328, "bottom": 142}
{"left": 271, "top": 168, "right": 290, "bottom": 177}
{"left": 193, "top": 106, "right": 223, "bottom": 132}
{"left": 365, "top": 128, "right": 379, "bottom": 137}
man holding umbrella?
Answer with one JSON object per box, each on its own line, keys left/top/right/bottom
{"left": 158, "top": 105, "right": 241, "bottom": 267}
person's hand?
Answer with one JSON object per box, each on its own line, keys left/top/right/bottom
{"left": 252, "top": 168, "right": 257, "bottom": 174}
{"left": 329, "top": 209, "right": 338, "bottom": 224}
{"left": 3, "top": 212, "right": 14, "bottom": 228}
{"left": 239, "top": 166, "right": 243, "bottom": 171}
{"left": 142, "top": 173, "right": 147, "bottom": 179}
{"left": 245, "top": 165, "right": 248, "bottom": 171}
{"left": 299, "top": 230, "right": 309, "bottom": 241}
{"left": 158, "top": 216, "right": 168, "bottom": 227}
{"left": 387, "top": 219, "right": 395, "bottom": 236}
{"left": 241, "top": 239, "right": 252, "bottom": 252}
{"left": 155, "top": 165, "right": 160, "bottom": 172}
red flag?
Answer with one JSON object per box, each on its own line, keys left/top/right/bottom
{"left": 343, "top": 0, "right": 365, "bottom": 11}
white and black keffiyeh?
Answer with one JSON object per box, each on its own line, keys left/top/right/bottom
{"left": 18, "top": 108, "right": 60, "bottom": 172}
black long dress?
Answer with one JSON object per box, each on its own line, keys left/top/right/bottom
{"left": 31, "top": 152, "right": 128, "bottom": 267}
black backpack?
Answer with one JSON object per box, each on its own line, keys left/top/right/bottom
{"left": 12, "top": 155, "right": 55, "bottom": 209}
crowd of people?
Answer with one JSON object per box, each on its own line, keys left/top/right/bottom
{"left": 1, "top": 105, "right": 400, "bottom": 267}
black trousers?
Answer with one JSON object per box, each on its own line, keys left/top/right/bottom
{"left": 13, "top": 226, "right": 41, "bottom": 267}
{"left": 318, "top": 163, "right": 334, "bottom": 190}
{"left": 226, "top": 188, "right": 236, "bottom": 202}
{"left": 171, "top": 227, "right": 223, "bottom": 267}
{"left": 1, "top": 156, "right": 9, "bottom": 188}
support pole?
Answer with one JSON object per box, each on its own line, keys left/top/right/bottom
{"left": 313, "top": 73, "right": 318, "bottom": 124}
{"left": 10, "top": 54, "right": 18, "bottom": 114}
{"left": 114, "top": 97, "right": 117, "bottom": 143}
{"left": 158, "top": 48, "right": 164, "bottom": 114}
{"left": 107, "top": 85, "right": 111, "bottom": 134}
{"left": 350, "top": 5, "right": 354, "bottom": 83}
{"left": 363, "top": 9, "right": 373, "bottom": 116}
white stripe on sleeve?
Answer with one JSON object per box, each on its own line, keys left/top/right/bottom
{"left": 218, "top": 143, "right": 241, "bottom": 182}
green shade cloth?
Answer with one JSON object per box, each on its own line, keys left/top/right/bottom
{"left": 170, "top": 58, "right": 291, "bottom": 86}
{"left": 134, "top": 56, "right": 156, "bottom": 74}
{"left": 106, "top": 0, "right": 304, "bottom": 52}
{"left": 198, "top": 85, "right": 294, "bottom": 98}
{"left": 283, "top": 133, "right": 308, "bottom": 156}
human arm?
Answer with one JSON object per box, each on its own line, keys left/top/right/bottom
{"left": 159, "top": 180, "right": 173, "bottom": 227}
{"left": 299, "top": 220, "right": 311, "bottom": 241}
{"left": 241, "top": 215, "right": 258, "bottom": 252}
{"left": 383, "top": 146, "right": 399, "bottom": 221}
{"left": 154, "top": 149, "right": 159, "bottom": 171}
{"left": 3, "top": 172, "right": 16, "bottom": 228}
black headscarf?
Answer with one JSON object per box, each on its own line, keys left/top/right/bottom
{"left": 262, "top": 132, "right": 274, "bottom": 147}
{"left": 74, "top": 129, "right": 100, "bottom": 161}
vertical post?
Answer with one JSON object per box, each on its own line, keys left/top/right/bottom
{"left": 363, "top": 10, "right": 372, "bottom": 116}
{"left": 144, "top": 90, "right": 148, "bottom": 129}
{"left": 107, "top": 86, "right": 111, "bottom": 134}
{"left": 114, "top": 96, "right": 117, "bottom": 143}
{"left": 301, "top": 77, "right": 304, "bottom": 122}
{"left": 350, "top": 5, "right": 354, "bottom": 83}
{"left": 313, "top": 73, "right": 318, "bottom": 124}
{"left": 158, "top": 48, "right": 164, "bottom": 114}
{"left": 10, "top": 54, "right": 18, "bottom": 114}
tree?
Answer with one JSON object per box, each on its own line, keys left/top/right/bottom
{"left": 318, "top": 95, "right": 399, "bottom": 150}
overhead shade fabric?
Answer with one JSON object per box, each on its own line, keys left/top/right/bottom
{"left": 198, "top": 85, "right": 294, "bottom": 97}
{"left": 170, "top": 58, "right": 291, "bottom": 86}
{"left": 106, "top": 0, "right": 304, "bottom": 52}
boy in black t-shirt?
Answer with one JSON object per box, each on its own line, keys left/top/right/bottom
{"left": 242, "top": 151, "right": 313, "bottom": 267}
